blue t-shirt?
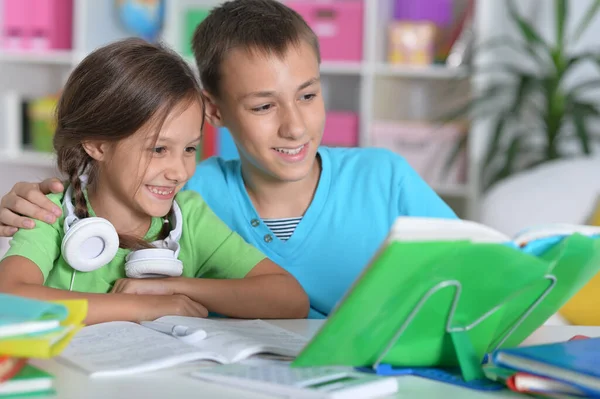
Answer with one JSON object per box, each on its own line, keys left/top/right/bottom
{"left": 185, "top": 147, "right": 457, "bottom": 318}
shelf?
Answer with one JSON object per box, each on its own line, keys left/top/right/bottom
{"left": 0, "top": 50, "right": 75, "bottom": 65}
{"left": 0, "top": 150, "right": 56, "bottom": 168}
{"left": 375, "top": 64, "right": 469, "bottom": 79}
{"left": 320, "top": 61, "right": 364, "bottom": 75}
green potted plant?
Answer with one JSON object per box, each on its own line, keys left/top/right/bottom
{"left": 453, "top": 0, "right": 600, "bottom": 190}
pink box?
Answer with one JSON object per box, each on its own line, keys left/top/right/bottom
{"left": 29, "top": 0, "right": 73, "bottom": 50}
{"left": 1, "top": 0, "right": 73, "bottom": 51}
{"left": 371, "top": 121, "right": 467, "bottom": 185}
{"left": 322, "top": 111, "right": 359, "bottom": 146}
{"left": 2, "top": 0, "right": 29, "bottom": 50}
{"left": 287, "top": 0, "right": 364, "bottom": 61}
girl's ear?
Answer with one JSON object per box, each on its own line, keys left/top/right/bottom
{"left": 81, "top": 141, "right": 110, "bottom": 162}
{"left": 202, "top": 90, "right": 224, "bottom": 128}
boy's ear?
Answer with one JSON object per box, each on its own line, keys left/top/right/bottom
{"left": 81, "top": 141, "right": 110, "bottom": 162}
{"left": 202, "top": 90, "right": 224, "bottom": 127}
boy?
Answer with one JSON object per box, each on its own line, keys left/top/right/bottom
{"left": 0, "top": 0, "right": 456, "bottom": 318}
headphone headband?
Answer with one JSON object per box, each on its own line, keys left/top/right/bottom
{"left": 61, "top": 176, "right": 184, "bottom": 283}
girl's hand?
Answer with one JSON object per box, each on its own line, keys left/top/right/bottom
{"left": 111, "top": 278, "right": 175, "bottom": 296}
{"left": 140, "top": 294, "right": 209, "bottom": 321}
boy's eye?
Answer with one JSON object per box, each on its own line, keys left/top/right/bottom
{"left": 185, "top": 146, "right": 198, "bottom": 153}
{"left": 301, "top": 93, "right": 317, "bottom": 101}
{"left": 251, "top": 104, "right": 272, "bottom": 112}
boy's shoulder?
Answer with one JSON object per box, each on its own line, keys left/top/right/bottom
{"left": 320, "top": 146, "right": 411, "bottom": 176}
{"left": 185, "top": 156, "right": 240, "bottom": 192}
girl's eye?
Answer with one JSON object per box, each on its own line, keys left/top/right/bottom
{"left": 185, "top": 146, "right": 198, "bottom": 153}
{"left": 152, "top": 147, "right": 166, "bottom": 154}
{"left": 251, "top": 104, "right": 272, "bottom": 113}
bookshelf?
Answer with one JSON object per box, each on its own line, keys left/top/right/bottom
{"left": 0, "top": 0, "right": 479, "bottom": 219}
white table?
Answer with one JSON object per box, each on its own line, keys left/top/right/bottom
{"left": 31, "top": 320, "right": 600, "bottom": 399}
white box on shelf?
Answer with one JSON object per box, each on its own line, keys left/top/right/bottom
{"left": 371, "top": 120, "right": 467, "bottom": 187}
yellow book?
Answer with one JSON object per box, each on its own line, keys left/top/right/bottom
{"left": 0, "top": 299, "right": 87, "bottom": 358}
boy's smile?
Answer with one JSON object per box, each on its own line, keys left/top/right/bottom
{"left": 209, "top": 40, "right": 325, "bottom": 184}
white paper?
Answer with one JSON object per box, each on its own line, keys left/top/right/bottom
{"left": 59, "top": 318, "right": 308, "bottom": 377}
{"left": 155, "top": 316, "right": 308, "bottom": 363}
{"left": 58, "top": 321, "right": 213, "bottom": 377}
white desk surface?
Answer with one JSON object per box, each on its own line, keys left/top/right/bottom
{"left": 31, "top": 320, "right": 600, "bottom": 399}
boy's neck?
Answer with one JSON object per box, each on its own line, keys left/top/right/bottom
{"left": 242, "top": 156, "right": 322, "bottom": 219}
{"left": 86, "top": 182, "right": 151, "bottom": 239}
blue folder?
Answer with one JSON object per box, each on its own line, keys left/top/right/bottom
{"left": 492, "top": 337, "right": 600, "bottom": 397}
{"left": 0, "top": 293, "right": 67, "bottom": 326}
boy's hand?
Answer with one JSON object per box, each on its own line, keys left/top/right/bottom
{"left": 0, "top": 178, "right": 64, "bottom": 236}
{"left": 141, "top": 294, "right": 209, "bottom": 321}
{"left": 112, "top": 277, "right": 176, "bottom": 296}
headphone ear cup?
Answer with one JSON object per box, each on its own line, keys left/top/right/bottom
{"left": 62, "top": 218, "right": 119, "bottom": 272}
{"left": 125, "top": 248, "right": 183, "bottom": 278}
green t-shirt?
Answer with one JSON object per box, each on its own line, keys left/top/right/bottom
{"left": 2, "top": 190, "right": 266, "bottom": 293}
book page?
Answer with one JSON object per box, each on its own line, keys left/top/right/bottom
{"left": 388, "top": 217, "right": 511, "bottom": 243}
{"left": 513, "top": 223, "right": 600, "bottom": 246}
{"left": 154, "top": 317, "right": 308, "bottom": 362}
{"left": 58, "top": 321, "right": 222, "bottom": 377}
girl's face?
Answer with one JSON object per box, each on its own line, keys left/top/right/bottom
{"left": 97, "top": 99, "right": 204, "bottom": 219}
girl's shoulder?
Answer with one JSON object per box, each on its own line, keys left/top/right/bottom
{"left": 174, "top": 191, "right": 214, "bottom": 221}
{"left": 46, "top": 191, "right": 66, "bottom": 206}
{"left": 174, "top": 190, "right": 205, "bottom": 208}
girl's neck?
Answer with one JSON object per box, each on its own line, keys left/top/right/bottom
{"left": 241, "top": 156, "right": 322, "bottom": 219}
{"left": 86, "top": 182, "right": 151, "bottom": 239}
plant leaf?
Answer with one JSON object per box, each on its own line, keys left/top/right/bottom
{"left": 474, "top": 36, "right": 549, "bottom": 65}
{"left": 565, "top": 78, "right": 600, "bottom": 98}
{"left": 485, "top": 135, "right": 522, "bottom": 191}
{"left": 566, "top": 98, "right": 600, "bottom": 116}
{"left": 507, "top": 0, "right": 548, "bottom": 47}
{"left": 564, "top": 52, "right": 600, "bottom": 77}
{"left": 572, "top": 0, "right": 600, "bottom": 42}
{"left": 510, "top": 75, "right": 541, "bottom": 115}
{"left": 436, "top": 84, "right": 512, "bottom": 123}
{"left": 555, "top": 0, "right": 568, "bottom": 49}
{"left": 483, "top": 113, "right": 510, "bottom": 169}
{"left": 473, "top": 62, "right": 540, "bottom": 78}
{"left": 571, "top": 107, "right": 592, "bottom": 154}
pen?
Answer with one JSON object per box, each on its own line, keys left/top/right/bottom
{"left": 141, "top": 321, "right": 208, "bottom": 341}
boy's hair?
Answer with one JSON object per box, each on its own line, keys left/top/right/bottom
{"left": 191, "top": 0, "right": 320, "bottom": 97}
{"left": 53, "top": 37, "right": 203, "bottom": 249}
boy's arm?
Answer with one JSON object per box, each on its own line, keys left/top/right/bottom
{"left": 0, "top": 178, "right": 64, "bottom": 236}
{"left": 0, "top": 256, "right": 208, "bottom": 325}
{"left": 112, "top": 259, "right": 310, "bottom": 319}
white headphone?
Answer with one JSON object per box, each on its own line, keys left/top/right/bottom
{"left": 61, "top": 175, "right": 184, "bottom": 287}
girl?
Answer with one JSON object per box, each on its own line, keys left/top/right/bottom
{"left": 0, "top": 38, "right": 308, "bottom": 325}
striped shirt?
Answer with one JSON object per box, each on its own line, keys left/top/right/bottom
{"left": 263, "top": 217, "right": 302, "bottom": 241}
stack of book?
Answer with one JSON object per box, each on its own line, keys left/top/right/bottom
{"left": 487, "top": 336, "right": 600, "bottom": 398}
{"left": 0, "top": 294, "right": 86, "bottom": 397}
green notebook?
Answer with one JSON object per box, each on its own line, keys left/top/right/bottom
{"left": 0, "top": 364, "right": 54, "bottom": 397}
{"left": 292, "top": 218, "right": 600, "bottom": 380}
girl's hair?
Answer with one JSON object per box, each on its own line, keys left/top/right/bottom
{"left": 53, "top": 38, "right": 204, "bottom": 249}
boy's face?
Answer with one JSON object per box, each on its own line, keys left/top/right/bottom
{"left": 207, "top": 41, "right": 325, "bottom": 183}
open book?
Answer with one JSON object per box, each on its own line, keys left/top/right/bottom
{"left": 58, "top": 316, "right": 308, "bottom": 378}
{"left": 386, "top": 217, "right": 600, "bottom": 252}
{"left": 292, "top": 216, "right": 600, "bottom": 380}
